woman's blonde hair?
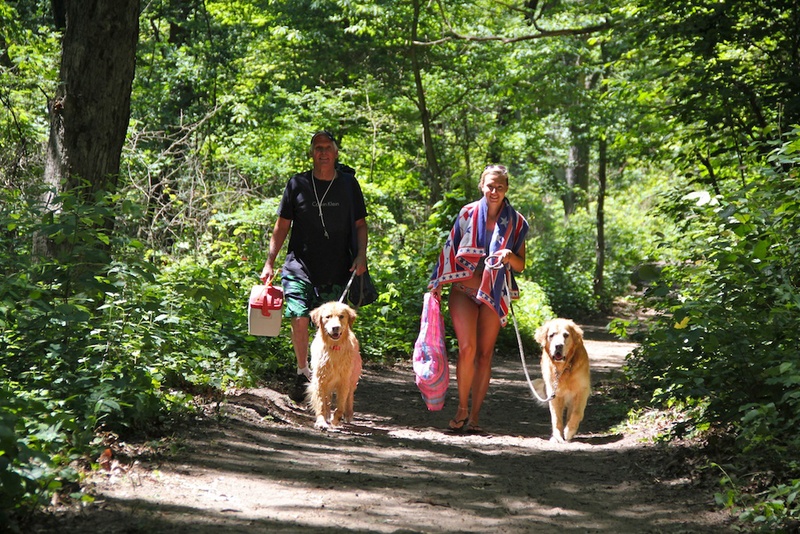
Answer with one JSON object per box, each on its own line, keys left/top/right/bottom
{"left": 479, "top": 164, "right": 509, "bottom": 188}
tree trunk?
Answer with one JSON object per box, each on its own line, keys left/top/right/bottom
{"left": 43, "top": 0, "right": 140, "bottom": 205}
{"left": 563, "top": 123, "right": 590, "bottom": 217}
{"left": 410, "top": 0, "right": 442, "bottom": 203}
{"left": 562, "top": 62, "right": 597, "bottom": 218}
{"left": 593, "top": 135, "right": 607, "bottom": 303}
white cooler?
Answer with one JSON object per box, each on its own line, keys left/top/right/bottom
{"left": 248, "top": 284, "right": 283, "bottom": 336}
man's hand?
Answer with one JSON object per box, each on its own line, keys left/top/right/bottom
{"left": 350, "top": 255, "right": 367, "bottom": 276}
{"left": 260, "top": 263, "right": 274, "bottom": 284}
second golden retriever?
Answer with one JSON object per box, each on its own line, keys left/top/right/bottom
{"left": 308, "top": 301, "right": 362, "bottom": 430}
{"left": 534, "top": 318, "right": 591, "bottom": 443}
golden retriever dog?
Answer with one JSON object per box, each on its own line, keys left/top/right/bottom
{"left": 534, "top": 318, "right": 591, "bottom": 443}
{"left": 308, "top": 301, "right": 362, "bottom": 430}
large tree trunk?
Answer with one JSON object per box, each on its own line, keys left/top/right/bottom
{"left": 43, "top": 0, "right": 140, "bottom": 205}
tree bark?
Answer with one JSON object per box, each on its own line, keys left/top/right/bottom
{"left": 43, "top": 0, "right": 140, "bottom": 205}
{"left": 593, "top": 135, "right": 607, "bottom": 303}
{"left": 563, "top": 122, "right": 589, "bottom": 217}
{"left": 410, "top": 0, "right": 442, "bottom": 203}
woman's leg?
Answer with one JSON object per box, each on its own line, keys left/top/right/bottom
{"left": 448, "top": 288, "right": 480, "bottom": 427}
{"left": 467, "top": 305, "right": 501, "bottom": 427}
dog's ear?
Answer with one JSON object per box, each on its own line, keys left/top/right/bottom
{"left": 567, "top": 320, "right": 584, "bottom": 340}
{"left": 535, "top": 324, "right": 548, "bottom": 347}
{"left": 573, "top": 322, "right": 584, "bottom": 338}
{"left": 310, "top": 306, "right": 321, "bottom": 327}
{"left": 347, "top": 305, "right": 357, "bottom": 325}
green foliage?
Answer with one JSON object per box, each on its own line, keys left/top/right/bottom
{"left": 716, "top": 463, "right": 800, "bottom": 532}
{"left": 0, "top": 188, "right": 292, "bottom": 515}
{"left": 500, "top": 278, "right": 555, "bottom": 353}
{"left": 161, "top": 208, "right": 296, "bottom": 381}
{"left": 527, "top": 178, "right": 665, "bottom": 318}
{"left": 739, "top": 477, "right": 800, "bottom": 531}
{"left": 626, "top": 130, "right": 800, "bottom": 530}
{"left": 527, "top": 212, "right": 599, "bottom": 317}
{"left": 0, "top": 389, "right": 34, "bottom": 518}
{"left": 0, "top": 0, "right": 59, "bottom": 189}
{"left": 0, "top": 0, "right": 736, "bottom": 524}
{"left": 632, "top": 0, "right": 800, "bottom": 152}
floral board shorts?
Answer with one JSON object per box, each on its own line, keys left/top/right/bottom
{"left": 281, "top": 274, "right": 346, "bottom": 318}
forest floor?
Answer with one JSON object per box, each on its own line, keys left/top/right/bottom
{"left": 24, "top": 318, "right": 738, "bottom": 533}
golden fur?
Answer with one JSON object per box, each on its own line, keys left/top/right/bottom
{"left": 534, "top": 318, "right": 591, "bottom": 443}
{"left": 308, "top": 301, "right": 362, "bottom": 430}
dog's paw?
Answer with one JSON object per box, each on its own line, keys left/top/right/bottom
{"left": 550, "top": 434, "right": 567, "bottom": 444}
{"left": 314, "top": 416, "right": 330, "bottom": 430}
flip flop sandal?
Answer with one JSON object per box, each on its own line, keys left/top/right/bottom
{"left": 448, "top": 417, "right": 469, "bottom": 432}
{"left": 466, "top": 423, "right": 486, "bottom": 435}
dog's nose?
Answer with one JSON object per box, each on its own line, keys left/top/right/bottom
{"left": 331, "top": 326, "right": 341, "bottom": 335}
{"left": 554, "top": 344, "right": 564, "bottom": 354}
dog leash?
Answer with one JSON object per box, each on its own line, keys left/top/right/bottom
{"left": 486, "top": 252, "right": 555, "bottom": 403}
{"left": 510, "top": 302, "right": 556, "bottom": 403}
{"left": 339, "top": 270, "right": 358, "bottom": 303}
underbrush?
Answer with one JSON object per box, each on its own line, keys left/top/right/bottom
{"left": 1, "top": 161, "right": 647, "bottom": 528}
{"left": 0, "top": 190, "right": 287, "bottom": 526}
{"left": 0, "top": 186, "right": 560, "bottom": 528}
{"left": 614, "top": 133, "right": 800, "bottom": 533}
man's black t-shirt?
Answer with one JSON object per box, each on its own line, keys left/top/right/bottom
{"left": 278, "top": 169, "right": 367, "bottom": 287}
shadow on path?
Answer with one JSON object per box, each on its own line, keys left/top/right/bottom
{"left": 28, "top": 320, "right": 733, "bottom": 534}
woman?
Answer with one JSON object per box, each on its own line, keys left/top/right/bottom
{"left": 428, "top": 165, "right": 529, "bottom": 433}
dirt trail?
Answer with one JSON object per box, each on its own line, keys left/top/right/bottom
{"left": 29, "top": 322, "right": 735, "bottom": 533}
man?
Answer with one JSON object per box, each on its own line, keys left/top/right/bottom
{"left": 260, "top": 131, "right": 368, "bottom": 402}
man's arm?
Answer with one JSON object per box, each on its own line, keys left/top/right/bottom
{"left": 260, "top": 217, "right": 291, "bottom": 283}
{"left": 352, "top": 218, "right": 368, "bottom": 275}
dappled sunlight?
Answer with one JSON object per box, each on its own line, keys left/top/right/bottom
{"left": 44, "top": 327, "right": 731, "bottom": 533}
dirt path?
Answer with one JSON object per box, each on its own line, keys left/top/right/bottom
{"left": 30, "top": 323, "right": 735, "bottom": 533}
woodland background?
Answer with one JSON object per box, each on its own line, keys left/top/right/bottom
{"left": 1, "top": 0, "right": 799, "bottom": 531}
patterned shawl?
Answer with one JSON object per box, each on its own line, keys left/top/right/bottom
{"left": 428, "top": 197, "right": 529, "bottom": 326}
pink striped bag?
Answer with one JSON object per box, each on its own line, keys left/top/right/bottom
{"left": 412, "top": 292, "right": 449, "bottom": 410}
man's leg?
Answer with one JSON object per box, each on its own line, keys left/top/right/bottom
{"left": 291, "top": 316, "right": 311, "bottom": 377}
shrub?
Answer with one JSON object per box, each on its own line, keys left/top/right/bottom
{"left": 626, "top": 129, "right": 800, "bottom": 531}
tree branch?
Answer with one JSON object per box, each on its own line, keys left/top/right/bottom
{"left": 415, "top": 0, "right": 609, "bottom": 46}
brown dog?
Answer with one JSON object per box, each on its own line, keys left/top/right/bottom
{"left": 534, "top": 318, "right": 591, "bottom": 443}
{"left": 308, "top": 301, "right": 362, "bottom": 430}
